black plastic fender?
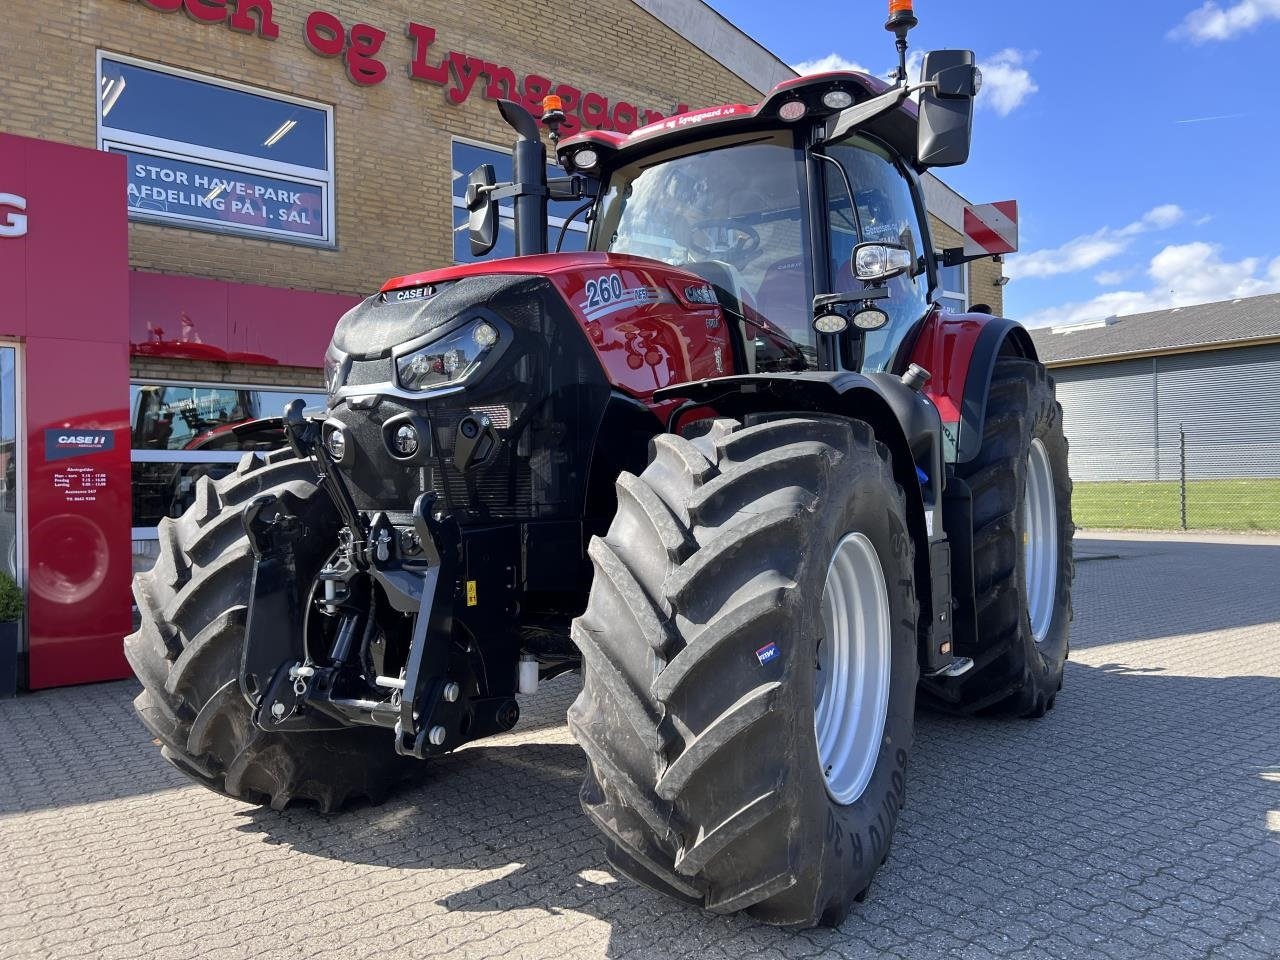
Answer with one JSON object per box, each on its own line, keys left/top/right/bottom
{"left": 955, "top": 316, "right": 1038, "bottom": 464}
{"left": 654, "top": 371, "right": 944, "bottom": 668}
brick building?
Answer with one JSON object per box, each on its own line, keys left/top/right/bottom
{"left": 0, "top": 0, "right": 1002, "bottom": 690}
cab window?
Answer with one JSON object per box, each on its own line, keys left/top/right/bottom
{"left": 594, "top": 133, "right": 816, "bottom": 371}
{"left": 825, "top": 135, "right": 930, "bottom": 372}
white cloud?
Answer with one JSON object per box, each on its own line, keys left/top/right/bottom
{"left": 791, "top": 53, "right": 870, "bottom": 76}
{"left": 792, "top": 49, "right": 1036, "bottom": 117}
{"left": 1094, "top": 268, "right": 1134, "bottom": 286}
{"left": 1023, "top": 242, "right": 1280, "bottom": 327}
{"left": 1006, "top": 205, "right": 1185, "bottom": 280}
{"left": 978, "top": 49, "right": 1038, "bottom": 116}
{"left": 1170, "top": 0, "right": 1280, "bottom": 42}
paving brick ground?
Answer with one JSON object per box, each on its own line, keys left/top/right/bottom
{"left": 1, "top": 533, "right": 1277, "bottom": 960}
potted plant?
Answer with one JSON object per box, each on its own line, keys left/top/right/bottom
{"left": 0, "top": 571, "right": 24, "bottom": 698}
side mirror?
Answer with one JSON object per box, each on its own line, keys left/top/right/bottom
{"left": 465, "top": 163, "right": 498, "bottom": 257}
{"left": 917, "top": 49, "right": 979, "bottom": 168}
{"left": 853, "top": 242, "right": 913, "bottom": 282}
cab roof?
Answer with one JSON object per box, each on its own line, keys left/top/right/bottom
{"left": 556, "top": 71, "right": 920, "bottom": 173}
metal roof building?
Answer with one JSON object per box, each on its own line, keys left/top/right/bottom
{"left": 1028, "top": 293, "right": 1280, "bottom": 482}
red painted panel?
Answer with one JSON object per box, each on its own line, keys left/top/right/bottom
{"left": 130, "top": 272, "right": 230, "bottom": 357}
{"left": 131, "top": 271, "right": 360, "bottom": 368}
{"left": 0, "top": 136, "right": 28, "bottom": 337}
{"left": 26, "top": 337, "right": 132, "bottom": 688}
{"left": 909, "top": 306, "right": 987, "bottom": 426}
{"left": 24, "top": 141, "right": 129, "bottom": 345}
{"left": 226, "top": 282, "right": 361, "bottom": 367}
{"left": 4, "top": 134, "right": 134, "bottom": 689}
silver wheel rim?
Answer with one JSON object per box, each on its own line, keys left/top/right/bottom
{"left": 815, "top": 532, "right": 892, "bottom": 806}
{"left": 1024, "top": 438, "right": 1059, "bottom": 643}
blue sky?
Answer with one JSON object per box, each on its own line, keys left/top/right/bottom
{"left": 706, "top": 0, "right": 1280, "bottom": 327}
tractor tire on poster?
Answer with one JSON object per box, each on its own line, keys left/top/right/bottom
{"left": 569, "top": 416, "right": 919, "bottom": 929}
{"left": 125, "top": 451, "right": 413, "bottom": 811}
{"left": 920, "top": 357, "right": 1074, "bottom": 718}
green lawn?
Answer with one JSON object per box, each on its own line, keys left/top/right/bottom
{"left": 1071, "top": 479, "right": 1280, "bottom": 532}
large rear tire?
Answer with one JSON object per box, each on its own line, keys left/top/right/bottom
{"left": 569, "top": 417, "right": 919, "bottom": 928}
{"left": 125, "top": 450, "right": 413, "bottom": 811}
{"left": 919, "top": 357, "right": 1074, "bottom": 718}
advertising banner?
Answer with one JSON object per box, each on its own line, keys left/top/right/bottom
{"left": 111, "top": 148, "right": 327, "bottom": 242}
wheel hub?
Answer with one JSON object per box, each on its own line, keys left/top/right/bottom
{"left": 1023, "top": 437, "right": 1059, "bottom": 643}
{"left": 815, "top": 532, "right": 892, "bottom": 806}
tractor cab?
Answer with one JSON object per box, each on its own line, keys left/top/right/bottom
{"left": 465, "top": 26, "right": 985, "bottom": 381}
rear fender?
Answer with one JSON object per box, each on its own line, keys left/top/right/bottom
{"left": 909, "top": 312, "right": 1037, "bottom": 463}
{"left": 654, "top": 371, "right": 943, "bottom": 669}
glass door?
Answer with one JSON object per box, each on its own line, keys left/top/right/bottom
{"left": 0, "top": 345, "right": 20, "bottom": 580}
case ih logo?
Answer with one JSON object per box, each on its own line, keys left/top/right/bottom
{"left": 45, "top": 430, "right": 115, "bottom": 462}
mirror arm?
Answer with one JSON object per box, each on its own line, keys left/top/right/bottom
{"left": 939, "top": 248, "right": 995, "bottom": 268}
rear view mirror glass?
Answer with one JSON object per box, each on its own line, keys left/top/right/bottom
{"left": 917, "top": 49, "right": 978, "bottom": 168}
{"left": 466, "top": 164, "right": 498, "bottom": 258}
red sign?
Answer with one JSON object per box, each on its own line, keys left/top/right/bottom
{"left": 962, "top": 201, "right": 1019, "bottom": 257}
{"left": 124, "top": 0, "right": 688, "bottom": 134}
{"left": 0, "top": 133, "right": 133, "bottom": 689}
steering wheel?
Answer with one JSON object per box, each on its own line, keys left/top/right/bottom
{"left": 688, "top": 219, "right": 761, "bottom": 260}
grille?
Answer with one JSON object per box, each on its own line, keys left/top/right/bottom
{"left": 346, "top": 357, "right": 393, "bottom": 387}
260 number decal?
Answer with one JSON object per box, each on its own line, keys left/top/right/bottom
{"left": 585, "top": 273, "right": 625, "bottom": 309}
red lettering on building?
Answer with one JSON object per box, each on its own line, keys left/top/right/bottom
{"left": 304, "top": 10, "right": 344, "bottom": 57}
{"left": 131, "top": 0, "right": 277, "bottom": 39}
{"left": 447, "top": 52, "right": 485, "bottom": 105}
{"left": 182, "top": 0, "right": 225, "bottom": 22}
{"left": 346, "top": 23, "right": 387, "bottom": 86}
{"left": 407, "top": 22, "right": 449, "bottom": 84}
{"left": 228, "top": 0, "right": 279, "bottom": 39}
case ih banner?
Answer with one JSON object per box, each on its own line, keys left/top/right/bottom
{"left": 122, "top": 1, "right": 689, "bottom": 135}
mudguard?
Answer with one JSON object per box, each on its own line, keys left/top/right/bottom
{"left": 909, "top": 311, "right": 1037, "bottom": 464}
{"left": 653, "top": 370, "right": 955, "bottom": 671}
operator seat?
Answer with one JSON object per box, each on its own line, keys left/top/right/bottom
{"left": 682, "top": 260, "right": 756, "bottom": 373}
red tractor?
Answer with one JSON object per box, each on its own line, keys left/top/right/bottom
{"left": 128, "top": 2, "right": 1072, "bottom": 929}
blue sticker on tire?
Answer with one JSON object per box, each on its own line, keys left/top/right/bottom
{"left": 755, "top": 642, "right": 779, "bottom": 665}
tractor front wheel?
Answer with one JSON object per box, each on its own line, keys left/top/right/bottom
{"left": 125, "top": 450, "right": 414, "bottom": 811}
{"left": 569, "top": 416, "right": 919, "bottom": 928}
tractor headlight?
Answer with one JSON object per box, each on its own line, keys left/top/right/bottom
{"left": 395, "top": 318, "right": 501, "bottom": 394}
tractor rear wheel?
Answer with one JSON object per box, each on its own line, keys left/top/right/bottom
{"left": 919, "top": 357, "right": 1074, "bottom": 717}
{"left": 569, "top": 416, "right": 919, "bottom": 928}
{"left": 125, "top": 450, "right": 413, "bottom": 811}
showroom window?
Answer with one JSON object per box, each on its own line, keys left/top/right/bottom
{"left": 451, "top": 139, "right": 589, "bottom": 263}
{"left": 98, "top": 54, "right": 335, "bottom": 246}
{"left": 937, "top": 262, "right": 969, "bottom": 313}
{"left": 130, "top": 382, "right": 323, "bottom": 571}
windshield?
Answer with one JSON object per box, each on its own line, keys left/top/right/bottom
{"left": 593, "top": 133, "right": 817, "bottom": 370}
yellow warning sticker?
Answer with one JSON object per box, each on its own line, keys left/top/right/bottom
{"left": 466, "top": 580, "right": 478, "bottom": 607}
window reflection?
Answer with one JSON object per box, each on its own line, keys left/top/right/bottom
{"left": 130, "top": 382, "right": 323, "bottom": 574}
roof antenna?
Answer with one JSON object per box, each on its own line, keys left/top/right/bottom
{"left": 885, "top": 0, "right": 918, "bottom": 87}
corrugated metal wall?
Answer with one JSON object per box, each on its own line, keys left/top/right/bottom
{"left": 1050, "top": 342, "right": 1280, "bottom": 481}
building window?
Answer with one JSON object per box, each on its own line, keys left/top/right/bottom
{"left": 451, "top": 139, "right": 589, "bottom": 263}
{"left": 937, "top": 261, "right": 968, "bottom": 313}
{"left": 98, "top": 54, "right": 335, "bottom": 246}
{"left": 129, "top": 381, "right": 323, "bottom": 572}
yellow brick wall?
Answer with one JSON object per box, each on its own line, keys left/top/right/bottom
{"left": 130, "top": 357, "right": 324, "bottom": 390}
{"left": 0, "top": 0, "right": 761, "bottom": 299}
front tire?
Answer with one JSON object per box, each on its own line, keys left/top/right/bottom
{"left": 125, "top": 450, "right": 413, "bottom": 811}
{"left": 569, "top": 417, "right": 919, "bottom": 928}
{"left": 919, "top": 357, "right": 1074, "bottom": 717}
